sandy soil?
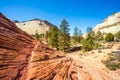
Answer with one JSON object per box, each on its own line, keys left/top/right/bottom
{"left": 66, "top": 43, "right": 120, "bottom": 80}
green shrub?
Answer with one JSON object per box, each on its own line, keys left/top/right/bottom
{"left": 81, "top": 38, "right": 99, "bottom": 52}
{"left": 102, "top": 56, "right": 120, "bottom": 70}
{"left": 96, "top": 31, "right": 104, "bottom": 41}
{"left": 82, "top": 28, "right": 100, "bottom": 52}
{"left": 105, "top": 33, "right": 114, "bottom": 42}
{"left": 115, "top": 31, "right": 120, "bottom": 41}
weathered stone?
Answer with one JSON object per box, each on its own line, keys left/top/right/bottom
{"left": 0, "top": 13, "right": 114, "bottom": 80}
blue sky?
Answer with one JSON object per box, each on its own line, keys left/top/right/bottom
{"left": 0, "top": 0, "right": 120, "bottom": 35}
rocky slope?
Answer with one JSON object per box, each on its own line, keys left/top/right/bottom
{"left": 0, "top": 13, "right": 114, "bottom": 80}
{"left": 14, "top": 19, "right": 54, "bottom": 35}
{"left": 0, "top": 12, "right": 36, "bottom": 80}
{"left": 94, "top": 12, "right": 120, "bottom": 34}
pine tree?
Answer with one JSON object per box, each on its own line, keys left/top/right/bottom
{"left": 48, "top": 26, "right": 59, "bottom": 50}
{"left": 86, "top": 26, "right": 92, "bottom": 33}
{"left": 78, "top": 29, "right": 83, "bottom": 42}
{"left": 58, "top": 30, "right": 64, "bottom": 51}
{"left": 35, "top": 30, "right": 40, "bottom": 40}
{"left": 59, "top": 19, "right": 70, "bottom": 51}
{"left": 86, "top": 27, "right": 95, "bottom": 39}
{"left": 73, "top": 27, "right": 79, "bottom": 42}
{"left": 82, "top": 26, "right": 99, "bottom": 51}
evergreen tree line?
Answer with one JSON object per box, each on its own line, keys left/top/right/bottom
{"left": 82, "top": 27, "right": 101, "bottom": 52}
{"left": 82, "top": 27, "right": 120, "bottom": 51}
{"left": 47, "top": 19, "right": 70, "bottom": 51}
{"left": 33, "top": 19, "right": 120, "bottom": 52}
{"left": 73, "top": 26, "right": 83, "bottom": 43}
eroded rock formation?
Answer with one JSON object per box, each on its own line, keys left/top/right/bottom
{"left": 0, "top": 12, "right": 37, "bottom": 80}
{"left": 14, "top": 18, "right": 54, "bottom": 35}
{"left": 0, "top": 13, "right": 114, "bottom": 80}
{"left": 94, "top": 12, "right": 120, "bottom": 34}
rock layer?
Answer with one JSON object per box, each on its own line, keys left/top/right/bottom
{"left": 0, "top": 13, "right": 114, "bottom": 80}
{"left": 94, "top": 12, "right": 120, "bottom": 34}
{"left": 0, "top": 13, "right": 37, "bottom": 80}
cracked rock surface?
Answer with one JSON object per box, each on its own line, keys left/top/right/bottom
{"left": 0, "top": 13, "right": 114, "bottom": 80}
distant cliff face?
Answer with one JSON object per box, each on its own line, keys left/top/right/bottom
{"left": 14, "top": 19, "right": 54, "bottom": 35}
{"left": 94, "top": 12, "right": 120, "bottom": 34}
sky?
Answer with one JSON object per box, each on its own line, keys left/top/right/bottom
{"left": 0, "top": 0, "right": 120, "bottom": 35}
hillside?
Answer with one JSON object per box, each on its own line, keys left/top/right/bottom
{"left": 14, "top": 19, "right": 54, "bottom": 35}
{"left": 0, "top": 13, "right": 114, "bottom": 80}
{"left": 94, "top": 12, "right": 120, "bottom": 34}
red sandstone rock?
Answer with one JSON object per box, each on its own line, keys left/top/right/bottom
{"left": 0, "top": 13, "right": 114, "bottom": 80}
{"left": 0, "top": 13, "right": 36, "bottom": 80}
